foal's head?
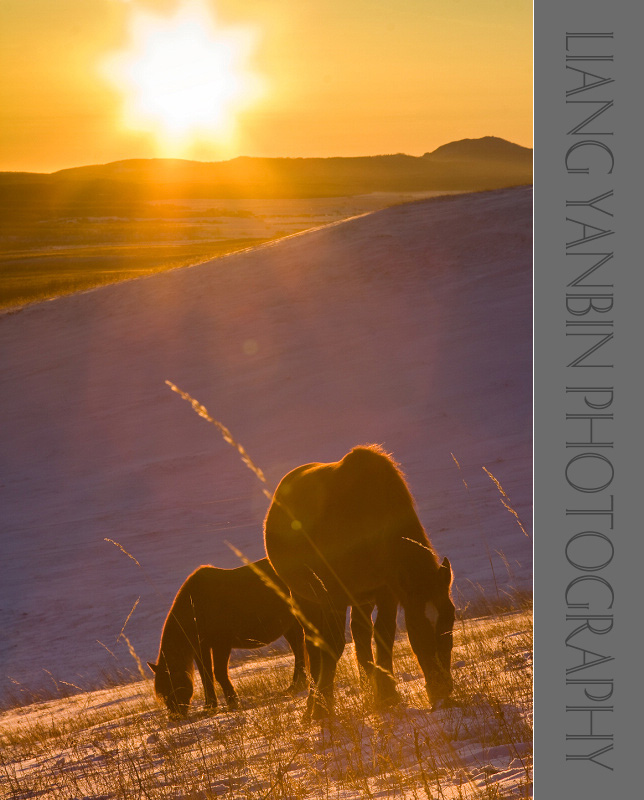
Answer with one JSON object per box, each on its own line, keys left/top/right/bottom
{"left": 147, "top": 655, "right": 194, "bottom": 717}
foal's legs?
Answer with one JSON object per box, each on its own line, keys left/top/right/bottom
{"left": 212, "top": 647, "right": 239, "bottom": 710}
{"left": 283, "top": 619, "right": 308, "bottom": 692}
{"left": 194, "top": 645, "right": 218, "bottom": 710}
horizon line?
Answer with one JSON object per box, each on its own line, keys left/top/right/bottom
{"left": 0, "top": 135, "right": 533, "bottom": 177}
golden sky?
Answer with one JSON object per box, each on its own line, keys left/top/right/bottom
{"left": 0, "top": 0, "right": 532, "bottom": 173}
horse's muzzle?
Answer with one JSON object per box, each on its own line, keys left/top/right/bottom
{"left": 167, "top": 703, "right": 189, "bottom": 719}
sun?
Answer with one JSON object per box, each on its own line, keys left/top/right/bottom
{"left": 103, "top": 1, "right": 263, "bottom": 153}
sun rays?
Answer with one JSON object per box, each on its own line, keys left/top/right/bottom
{"left": 103, "top": 1, "right": 264, "bottom": 155}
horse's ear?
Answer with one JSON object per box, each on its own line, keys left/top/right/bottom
{"left": 147, "top": 661, "right": 158, "bottom": 675}
{"left": 439, "top": 557, "right": 453, "bottom": 589}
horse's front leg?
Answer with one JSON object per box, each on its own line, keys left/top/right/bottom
{"left": 212, "top": 646, "right": 239, "bottom": 710}
{"left": 372, "top": 588, "right": 401, "bottom": 707}
{"left": 195, "top": 645, "right": 218, "bottom": 712}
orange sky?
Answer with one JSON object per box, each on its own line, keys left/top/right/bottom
{"left": 0, "top": 0, "right": 532, "bottom": 173}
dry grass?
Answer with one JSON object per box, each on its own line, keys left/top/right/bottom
{"left": 0, "top": 606, "right": 532, "bottom": 799}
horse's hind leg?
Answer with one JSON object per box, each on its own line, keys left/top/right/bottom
{"left": 283, "top": 619, "right": 308, "bottom": 693}
{"left": 212, "top": 647, "right": 239, "bottom": 710}
{"left": 305, "top": 628, "right": 321, "bottom": 697}
{"left": 350, "top": 602, "right": 375, "bottom": 684}
{"left": 372, "top": 589, "right": 401, "bottom": 707}
{"left": 303, "top": 600, "right": 346, "bottom": 721}
{"left": 298, "top": 596, "right": 321, "bottom": 705}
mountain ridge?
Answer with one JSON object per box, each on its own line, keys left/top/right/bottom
{"left": 2, "top": 136, "right": 531, "bottom": 179}
{"left": 0, "top": 137, "right": 532, "bottom": 205}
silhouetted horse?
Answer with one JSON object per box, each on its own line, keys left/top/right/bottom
{"left": 148, "top": 559, "right": 307, "bottom": 716}
{"left": 264, "top": 444, "right": 455, "bottom": 720}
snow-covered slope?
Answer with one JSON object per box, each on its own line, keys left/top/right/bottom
{"left": 0, "top": 187, "right": 532, "bottom": 703}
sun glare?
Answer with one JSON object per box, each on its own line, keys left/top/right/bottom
{"left": 103, "top": 1, "right": 263, "bottom": 153}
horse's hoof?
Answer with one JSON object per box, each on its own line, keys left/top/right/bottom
{"left": 310, "top": 699, "right": 334, "bottom": 721}
{"left": 301, "top": 699, "right": 331, "bottom": 723}
{"left": 283, "top": 683, "right": 303, "bottom": 697}
{"left": 167, "top": 713, "right": 189, "bottom": 725}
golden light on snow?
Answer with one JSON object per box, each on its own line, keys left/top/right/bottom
{"left": 103, "top": 1, "right": 263, "bottom": 153}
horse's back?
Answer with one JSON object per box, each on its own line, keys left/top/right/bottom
{"left": 264, "top": 445, "right": 429, "bottom": 602}
{"left": 170, "top": 560, "right": 292, "bottom": 643}
{"left": 179, "top": 559, "right": 277, "bottom": 595}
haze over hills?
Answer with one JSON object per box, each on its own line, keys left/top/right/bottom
{"left": 0, "top": 137, "right": 532, "bottom": 212}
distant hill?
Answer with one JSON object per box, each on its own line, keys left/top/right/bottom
{"left": 0, "top": 137, "right": 532, "bottom": 216}
{"left": 425, "top": 135, "right": 531, "bottom": 162}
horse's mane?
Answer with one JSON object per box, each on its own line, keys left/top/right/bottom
{"left": 341, "top": 444, "right": 413, "bottom": 503}
{"left": 157, "top": 571, "right": 204, "bottom": 671}
{"left": 342, "top": 443, "right": 402, "bottom": 470}
{"left": 340, "top": 444, "right": 440, "bottom": 567}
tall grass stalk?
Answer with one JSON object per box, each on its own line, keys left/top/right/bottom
{"left": 481, "top": 467, "right": 530, "bottom": 539}
{"left": 451, "top": 453, "right": 500, "bottom": 601}
{"left": 166, "top": 380, "right": 272, "bottom": 500}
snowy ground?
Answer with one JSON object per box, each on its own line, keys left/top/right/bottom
{"left": 0, "top": 610, "right": 533, "bottom": 799}
{"left": 0, "top": 186, "right": 532, "bottom": 705}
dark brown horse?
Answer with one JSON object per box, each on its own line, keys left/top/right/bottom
{"left": 264, "top": 444, "right": 455, "bottom": 720}
{"left": 148, "top": 559, "right": 307, "bottom": 716}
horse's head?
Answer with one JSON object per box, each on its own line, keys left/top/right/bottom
{"left": 147, "top": 657, "right": 193, "bottom": 717}
{"left": 405, "top": 556, "right": 455, "bottom": 708}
